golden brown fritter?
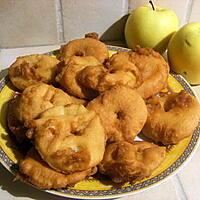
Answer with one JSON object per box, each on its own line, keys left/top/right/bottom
{"left": 99, "top": 141, "right": 166, "bottom": 183}
{"left": 56, "top": 56, "right": 102, "bottom": 99}
{"left": 19, "top": 148, "right": 95, "bottom": 189}
{"left": 97, "top": 62, "right": 142, "bottom": 92}
{"left": 87, "top": 86, "right": 147, "bottom": 143}
{"left": 130, "top": 47, "right": 169, "bottom": 98}
{"left": 14, "top": 83, "right": 74, "bottom": 123}
{"left": 8, "top": 54, "right": 59, "bottom": 90}
{"left": 59, "top": 37, "right": 109, "bottom": 63}
{"left": 109, "top": 47, "right": 169, "bottom": 99}
{"left": 26, "top": 104, "right": 105, "bottom": 174}
{"left": 142, "top": 90, "right": 200, "bottom": 144}
{"left": 78, "top": 60, "right": 142, "bottom": 93}
{"left": 78, "top": 65, "right": 107, "bottom": 90}
{"left": 108, "top": 51, "right": 143, "bottom": 90}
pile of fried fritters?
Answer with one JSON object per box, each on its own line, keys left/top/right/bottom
{"left": 7, "top": 33, "right": 200, "bottom": 189}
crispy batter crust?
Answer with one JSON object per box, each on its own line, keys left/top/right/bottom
{"left": 19, "top": 148, "right": 94, "bottom": 189}
{"left": 131, "top": 47, "right": 169, "bottom": 98}
{"left": 143, "top": 91, "right": 200, "bottom": 144}
{"left": 56, "top": 56, "right": 102, "bottom": 99}
{"left": 14, "top": 83, "right": 74, "bottom": 123}
{"left": 99, "top": 141, "right": 166, "bottom": 183}
{"left": 78, "top": 59, "right": 142, "bottom": 92}
{"left": 27, "top": 104, "right": 105, "bottom": 174}
{"left": 59, "top": 37, "right": 109, "bottom": 64}
{"left": 8, "top": 54, "right": 59, "bottom": 90}
{"left": 87, "top": 86, "right": 147, "bottom": 143}
{"left": 108, "top": 47, "right": 169, "bottom": 99}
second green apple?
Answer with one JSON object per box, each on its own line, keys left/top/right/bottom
{"left": 125, "top": 4, "right": 179, "bottom": 53}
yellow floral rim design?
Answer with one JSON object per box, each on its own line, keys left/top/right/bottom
{"left": 0, "top": 46, "right": 199, "bottom": 199}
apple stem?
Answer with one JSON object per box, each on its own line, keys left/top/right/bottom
{"left": 149, "top": 1, "right": 155, "bottom": 10}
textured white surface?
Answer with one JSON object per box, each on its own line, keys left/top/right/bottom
{"left": 61, "top": 0, "right": 128, "bottom": 42}
{"left": 189, "top": 0, "right": 200, "bottom": 22}
{"left": 125, "top": 179, "right": 179, "bottom": 200}
{"left": 0, "top": 46, "right": 200, "bottom": 200}
{"left": 0, "top": 0, "right": 58, "bottom": 48}
{"left": 178, "top": 146, "right": 200, "bottom": 200}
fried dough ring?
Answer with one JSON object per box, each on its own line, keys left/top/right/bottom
{"left": 99, "top": 141, "right": 166, "bottom": 183}
{"left": 56, "top": 56, "right": 102, "bottom": 99}
{"left": 14, "top": 83, "right": 74, "bottom": 123}
{"left": 78, "top": 60, "right": 142, "bottom": 92}
{"left": 27, "top": 104, "right": 105, "bottom": 174}
{"left": 131, "top": 47, "right": 169, "bottom": 98}
{"left": 19, "top": 148, "right": 95, "bottom": 189}
{"left": 109, "top": 47, "right": 169, "bottom": 99}
{"left": 142, "top": 90, "right": 200, "bottom": 144}
{"left": 59, "top": 37, "right": 109, "bottom": 63}
{"left": 78, "top": 65, "right": 107, "bottom": 90}
{"left": 97, "top": 62, "right": 142, "bottom": 92}
{"left": 87, "top": 86, "right": 147, "bottom": 143}
{"left": 8, "top": 54, "right": 59, "bottom": 90}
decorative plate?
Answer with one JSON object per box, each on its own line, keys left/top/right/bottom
{"left": 0, "top": 46, "right": 199, "bottom": 199}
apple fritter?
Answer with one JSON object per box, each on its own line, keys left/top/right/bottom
{"left": 26, "top": 104, "right": 105, "bottom": 174}
{"left": 142, "top": 90, "right": 200, "bottom": 144}
{"left": 109, "top": 47, "right": 169, "bottom": 99}
{"left": 56, "top": 56, "right": 102, "bottom": 99}
{"left": 19, "top": 148, "right": 95, "bottom": 189}
{"left": 8, "top": 54, "right": 59, "bottom": 90}
{"left": 97, "top": 63, "right": 142, "bottom": 92}
{"left": 14, "top": 83, "right": 74, "bottom": 123}
{"left": 59, "top": 36, "right": 109, "bottom": 64}
{"left": 131, "top": 47, "right": 169, "bottom": 98}
{"left": 77, "top": 65, "right": 106, "bottom": 91}
{"left": 87, "top": 86, "right": 147, "bottom": 143}
{"left": 78, "top": 60, "right": 142, "bottom": 93}
{"left": 99, "top": 141, "right": 166, "bottom": 183}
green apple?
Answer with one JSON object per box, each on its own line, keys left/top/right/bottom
{"left": 125, "top": 1, "right": 179, "bottom": 53}
{"left": 168, "top": 22, "right": 200, "bottom": 85}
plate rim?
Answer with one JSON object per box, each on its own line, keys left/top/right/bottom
{"left": 0, "top": 46, "right": 199, "bottom": 199}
